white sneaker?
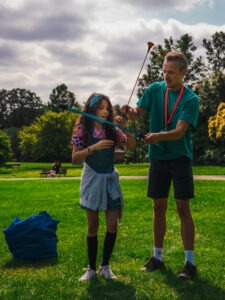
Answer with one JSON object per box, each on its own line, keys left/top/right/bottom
{"left": 98, "top": 265, "right": 117, "bottom": 280}
{"left": 79, "top": 267, "right": 97, "bottom": 282}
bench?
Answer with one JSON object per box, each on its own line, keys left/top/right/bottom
{"left": 58, "top": 167, "right": 67, "bottom": 177}
{"left": 40, "top": 168, "right": 67, "bottom": 177}
{"left": 40, "top": 168, "right": 51, "bottom": 177}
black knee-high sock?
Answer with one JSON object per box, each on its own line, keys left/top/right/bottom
{"left": 101, "top": 231, "right": 117, "bottom": 266}
{"left": 87, "top": 236, "right": 98, "bottom": 271}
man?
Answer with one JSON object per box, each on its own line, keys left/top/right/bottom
{"left": 122, "top": 51, "right": 199, "bottom": 279}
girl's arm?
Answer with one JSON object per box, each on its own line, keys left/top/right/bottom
{"left": 72, "top": 144, "right": 94, "bottom": 165}
{"left": 72, "top": 140, "right": 114, "bottom": 164}
{"left": 114, "top": 116, "right": 136, "bottom": 150}
{"left": 124, "top": 131, "right": 136, "bottom": 150}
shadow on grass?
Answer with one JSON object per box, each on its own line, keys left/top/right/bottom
{"left": 3, "top": 256, "right": 59, "bottom": 269}
{"left": 163, "top": 268, "right": 225, "bottom": 300}
{"left": 79, "top": 277, "right": 136, "bottom": 300}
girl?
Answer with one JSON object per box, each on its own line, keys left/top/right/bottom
{"left": 71, "top": 93, "right": 136, "bottom": 281}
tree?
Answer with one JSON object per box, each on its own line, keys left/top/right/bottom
{"left": 192, "top": 32, "right": 225, "bottom": 163}
{"left": 0, "top": 88, "right": 44, "bottom": 129}
{"left": 208, "top": 102, "right": 225, "bottom": 144}
{"left": 203, "top": 31, "right": 225, "bottom": 72}
{"left": 192, "top": 72, "right": 225, "bottom": 163}
{"left": 196, "top": 32, "right": 225, "bottom": 118}
{"left": 138, "top": 33, "right": 205, "bottom": 96}
{"left": 0, "top": 130, "right": 12, "bottom": 166}
{"left": 195, "top": 102, "right": 225, "bottom": 165}
{"left": 0, "top": 89, "right": 8, "bottom": 129}
{"left": 194, "top": 71, "right": 225, "bottom": 119}
{"left": 19, "top": 111, "right": 76, "bottom": 162}
{"left": 4, "top": 127, "right": 21, "bottom": 161}
{"left": 48, "top": 83, "right": 80, "bottom": 112}
{"left": 0, "top": 88, "right": 44, "bottom": 160}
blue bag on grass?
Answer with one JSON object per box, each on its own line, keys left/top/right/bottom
{"left": 3, "top": 211, "right": 59, "bottom": 260}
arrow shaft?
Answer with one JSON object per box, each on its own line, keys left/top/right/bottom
{"left": 66, "top": 106, "right": 142, "bottom": 137}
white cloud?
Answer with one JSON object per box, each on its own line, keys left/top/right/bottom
{"left": 116, "top": 0, "right": 215, "bottom": 12}
{"left": 0, "top": 0, "right": 224, "bottom": 106}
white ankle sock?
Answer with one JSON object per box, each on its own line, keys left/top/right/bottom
{"left": 154, "top": 247, "right": 163, "bottom": 261}
{"left": 185, "top": 250, "right": 194, "bottom": 265}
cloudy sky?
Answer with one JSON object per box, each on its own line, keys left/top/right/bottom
{"left": 1, "top": 0, "right": 225, "bottom": 106}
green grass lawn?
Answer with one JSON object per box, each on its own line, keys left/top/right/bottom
{"left": 0, "top": 179, "right": 224, "bottom": 299}
{"left": 1, "top": 162, "right": 225, "bottom": 178}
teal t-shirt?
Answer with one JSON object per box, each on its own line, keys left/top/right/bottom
{"left": 137, "top": 81, "right": 199, "bottom": 160}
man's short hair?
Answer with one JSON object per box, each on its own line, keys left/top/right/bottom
{"left": 164, "top": 51, "right": 188, "bottom": 71}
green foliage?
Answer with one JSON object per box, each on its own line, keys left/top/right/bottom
{"left": 208, "top": 102, "right": 225, "bottom": 143}
{"left": 194, "top": 71, "right": 225, "bottom": 119}
{"left": 48, "top": 83, "right": 80, "bottom": 112}
{"left": 203, "top": 31, "right": 225, "bottom": 72}
{"left": 138, "top": 33, "right": 205, "bottom": 96}
{"left": 196, "top": 101, "right": 225, "bottom": 164}
{"left": 193, "top": 32, "right": 225, "bottom": 163}
{"left": 4, "top": 127, "right": 21, "bottom": 161}
{"left": 0, "top": 129, "right": 12, "bottom": 165}
{"left": 0, "top": 88, "right": 44, "bottom": 129}
{"left": 0, "top": 88, "right": 44, "bottom": 160}
{"left": 19, "top": 111, "right": 76, "bottom": 162}
{"left": 0, "top": 89, "right": 8, "bottom": 129}
{"left": 196, "top": 147, "right": 225, "bottom": 165}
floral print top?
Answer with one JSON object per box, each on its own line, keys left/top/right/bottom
{"left": 71, "top": 125, "right": 127, "bottom": 148}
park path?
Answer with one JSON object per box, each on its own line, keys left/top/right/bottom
{"left": 0, "top": 175, "right": 225, "bottom": 181}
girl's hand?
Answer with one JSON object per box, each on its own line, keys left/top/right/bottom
{"left": 92, "top": 139, "right": 114, "bottom": 151}
{"left": 114, "top": 115, "right": 127, "bottom": 127}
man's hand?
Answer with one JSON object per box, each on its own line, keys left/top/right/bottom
{"left": 142, "top": 133, "right": 159, "bottom": 144}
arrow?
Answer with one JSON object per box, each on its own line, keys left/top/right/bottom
{"left": 59, "top": 104, "right": 144, "bottom": 139}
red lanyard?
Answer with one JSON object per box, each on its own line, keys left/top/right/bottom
{"left": 164, "top": 85, "right": 184, "bottom": 129}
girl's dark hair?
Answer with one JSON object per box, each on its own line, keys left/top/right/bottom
{"left": 74, "top": 92, "right": 119, "bottom": 148}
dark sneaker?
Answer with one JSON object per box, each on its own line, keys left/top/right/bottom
{"left": 140, "top": 256, "right": 165, "bottom": 272}
{"left": 178, "top": 262, "right": 197, "bottom": 280}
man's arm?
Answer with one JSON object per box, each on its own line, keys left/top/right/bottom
{"left": 143, "top": 120, "right": 190, "bottom": 144}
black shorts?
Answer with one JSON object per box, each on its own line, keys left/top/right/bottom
{"left": 147, "top": 157, "right": 194, "bottom": 200}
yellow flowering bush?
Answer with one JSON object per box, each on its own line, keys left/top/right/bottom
{"left": 208, "top": 102, "right": 225, "bottom": 143}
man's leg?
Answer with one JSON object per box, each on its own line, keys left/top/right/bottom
{"left": 176, "top": 199, "right": 194, "bottom": 251}
{"left": 176, "top": 199, "right": 197, "bottom": 279}
{"left": 141, "top": 198, "right": 167, "bottom": 271}
{"left": 153, "top": 198, "right": 168, "bottom": 249}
